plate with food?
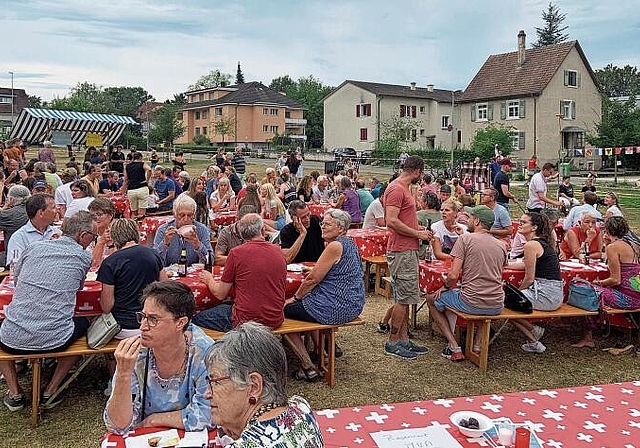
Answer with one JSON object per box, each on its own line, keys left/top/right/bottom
{"left": 286, "top": 264, "right": 304, "bottom": 273}
{"left": 123, "top": 429, "right": 180, "bottom": 448}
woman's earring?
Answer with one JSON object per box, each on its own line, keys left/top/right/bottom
{"left": 249, "top": 396, "right": 257, "bottom": 405}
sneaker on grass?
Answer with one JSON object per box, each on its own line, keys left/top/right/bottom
{"left": 532, "top": 325, "right": 545, "bottom": 341}
{"left": 398, "top": 340, "right": 429, "bottom": 355}
{"left": 376, "top": 322, "right": 390, "bottom": 334}
{"left": 522, "top": 341, "right": 546, "bottom": 353}
{"left": 441, "top": 346, "right": 465, "bottom": 361}
{"left": 4, "top": 392, "right": 25, "bottom": 412}
{"left": 384, "top": 341, "right": 417, "bottom": 360}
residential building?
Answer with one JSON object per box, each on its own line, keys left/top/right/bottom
{"left": 323, "top": 80, "right": 458, "bottom": 153}
{"left": 136, "top": 101, "right": 164, "bottom": 137}
{"left": 176, "top": 81, "right": 306, "bottom": 151}
{"left": 458, "top": 31, "right": 602, "bottom": 167}
{"left": 0, "top": 87, "right": 28, "bottom": 136}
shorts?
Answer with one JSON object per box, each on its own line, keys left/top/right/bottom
{"left": 192, "top": 304, "right": 233, "bottom": 332}
{"left": 387, "top": 250, "right": 420, "bottom": 305}
{"left": 127, "top": 186, "right": 149, "bottom": 211}
{"left": 434, "top": 289, "right": 502, "bottom": 315}
{"left": 521, "top": 278, "right": 563, "bottom": 311}
{"left": 284, "top": 300, "right": 319, "bottom": 323}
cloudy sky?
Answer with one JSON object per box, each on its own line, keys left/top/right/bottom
{"left": 1, "top": 0, "right": 638, "bottom": 102}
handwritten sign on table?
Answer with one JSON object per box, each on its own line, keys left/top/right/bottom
{"left": 369, "top": 426, "right": 463, "bottom": 448}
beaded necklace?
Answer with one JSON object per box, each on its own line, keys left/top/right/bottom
{"left": 151, "top": 334, "right": 189, "bottom": 389}
{"left": 247, "top": 402, "right": 285, "bottom": 428}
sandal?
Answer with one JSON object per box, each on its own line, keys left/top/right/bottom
{"left": 291, "top": 367, "right": 319, "bottom": 382}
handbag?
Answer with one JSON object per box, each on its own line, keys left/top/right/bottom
{"left": 567, "top": 279, "right": 601, "bottom": 312}
{"left": 503, "top": 282, "right": 533, "bottom": 314}
{"left": 86, "top": 313, "right": 121, "bottom": 349}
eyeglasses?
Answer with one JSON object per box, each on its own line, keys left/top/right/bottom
{"left": 84, "top": 230, "right": 99, "bottom": 244}
{"left": 91, "top": 212, "right": 105, "bottom": 220}
{"left": 205, "top": 375, "right": 230, "bottom": 391}
{"left": 135, "top": 311, "right": 168, "bottom": 328}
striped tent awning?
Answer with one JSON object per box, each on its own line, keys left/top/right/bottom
{"left": 9, "top": 108, "right": 138, "bottom": 146}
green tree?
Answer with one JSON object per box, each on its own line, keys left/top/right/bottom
{"left": 235, "top": 62, "right": 245, "bottom": 85}
{"left": 193, "top": 134, "right": 211, "bottom": 145}
{"left": 595, "top": 64, "right": 640, "bottom": 97}
{"left": 532, "top": 2, "right": 569, "bottom": 48}
{"left": 148, "top": 103, "right": 185, "bottom": 146}
{"left": 172, "top": 93, "right": 187, "bottom": 107}
{"left": 211, "top": 115, "right": 236, "bottom": 144}
{"left": 188, "top": 70, "right": 232, "bottom": 91}
{"left": 27, "top": 95, "right": 44, "bottom": 108}
{"left": 469, "top": 124, "right": 513, "bottom": 161}
{"left": 48, "top": 82, "right": 113, "bottom": 113}
{"left": 269, "top": 75, "right": 296, "bottom": 94}
{"left": 587, "top": 97, "right": 640, "bottom": 147}
{"left": 103, "top": 86, "right": 154, "bottom": 117}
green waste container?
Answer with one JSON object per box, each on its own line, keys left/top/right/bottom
{"left": 559, "top": 162, "right": 571, "bottom": 177}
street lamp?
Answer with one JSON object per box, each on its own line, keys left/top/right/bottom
{"left": 555, "top": 113, "right": 563, "bottom": 185}
{"left": 8, "top": 71, "right": 14, "bottom": 128}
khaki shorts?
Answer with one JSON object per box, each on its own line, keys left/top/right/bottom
{"left": 127, "top": 186, "right": 149, "bottom": 211}
{"left": 387, "top": 250, "right": 420, "bottom": 305}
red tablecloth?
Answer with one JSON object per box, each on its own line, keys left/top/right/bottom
{"left": 419, "top": 260, "right": 610, "bottom": 297}
{"left": 102, "top": 428, "right": 222, "bottom": 448}
{"left": 110, "top": 194, "right": 131, "bottom": 218}
{"left": 308, "top": 203, "right": 332, "bottom": 217}
{"left": 139, "top": 215, "right": 174, "bottom": 246}
{"left": 212, "top": 211, "right": 237, "bottom": 227}
{"left": 315, "top": 381, "right": 640, "bottom": 447}
{"left": 347, "top": 228, "right": 389, "bottom": 257}
{"left": 0, "top": 276, "right": 103, "bottom": 319}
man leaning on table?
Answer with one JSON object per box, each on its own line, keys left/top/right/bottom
{"left": 153, "top": 195, "right": 212, "bottom": 267}
{"left": 280, "top": 200, "right": 324, "bottom": 263}
{"left": 383, "top": 156, "right": 432, "bottom": 360}
{"left": 427, "top": 205, "right": 506, "bottom": 361}
{"left": 0, "top": 211, "right": 96, "bottom": 411}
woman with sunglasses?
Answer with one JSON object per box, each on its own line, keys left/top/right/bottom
{"left": 507, "top": 212, "right": 563, "bottom": 353}
{"left": 603, "top": 191, "right": 623, "bottom": 219}
{"left": 104, "top": 281, "right": 214, "bottom": 434}
{"left": 204, "top": 321, "right": 323, "bottom": 445}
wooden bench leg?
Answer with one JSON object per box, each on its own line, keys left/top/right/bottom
{"left": 463, "top": 319, "right": 491, "bottom": 373}
{"left": 31, "top": 359, "right": 42, "bottom": 426}
{"left": 325, "top": 329, "right": 336, "bottom": 388}
{"left": 43, "top": 355, "right": 95, "bottom": 407}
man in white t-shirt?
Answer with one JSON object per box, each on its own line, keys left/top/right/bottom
{"left": 54, "top": 168, "right": 77, "bottom": 217}
{"left": 362, "top": 185, "right": 386, "bottom": 229}
{"left": 526, "top": 162, "right": 562, "bottom": 212}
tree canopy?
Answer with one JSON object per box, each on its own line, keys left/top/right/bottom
{"left": 595, "top": 64, "right": 640, "bottom": 98}
{"left": 533, "top": 2, "right": 569, "bottom": 48}
{"left": 469, "top": 124, "right": 513, "bottom": 161}
{"left": 148, "top": 103, "right": 185, "bottom": 146}
{"left": 236, "top": 62, "right": 245, "bottom": 85}
{"left": 47, "top": 82, "right": 154, "bottom": 116}
{"left": 188, "top": 70, "right": 232, "bottom": 91}
{"left": 587, "top": 97, "right": 640, "bottom": 148}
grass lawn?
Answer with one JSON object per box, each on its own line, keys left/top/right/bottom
{"left": 1, "top": 149, "right": 639, "bottom": 445}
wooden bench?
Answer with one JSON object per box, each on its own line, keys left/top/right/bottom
{"left": 447, "top": 303, "right": 640, "bottom": 373}
{"left": 203, "top": 317, "right": 365, "bottom": 388}
{"left": 363, "top": 255, "right": 389, "bottom": 296}
{"left": 0, "top": 317, "right": 364, "bottom": 425}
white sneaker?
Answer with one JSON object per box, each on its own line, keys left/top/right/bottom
{"left": 532, "top": 325, "right": 545, "bottom": 341}
{"left": 522, "top": 341, "right": 546, "bottom": 353}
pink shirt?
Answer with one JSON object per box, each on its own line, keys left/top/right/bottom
{"left": 384, "top": 180, "right": 419, "bottom": 252}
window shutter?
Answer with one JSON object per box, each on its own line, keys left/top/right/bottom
{"left": 412, "top": 106, "right": 417, "bottom": 118}
{"left": 571, "top": 101, "right": 576, "bottom": 119}
{"left": 500, "top": 101, "right": 506, "bottom": 120}
{"left": 487, "top": 104, "right": 494, "bottom": 121}
{"left": 400, "top": 105, "right": 405, "bottom": 117}
{"left": 356, "top": 105, "right": 360, "bottom": 117}
{"left": 563, "top": 70, "right": 569, "bottom": 86}
{"left": 519, "top": 131, "right": 525, "bottom": 150}
{"left": 560, "top": 100, "right": 564, "bottom": 117}
{"left": 519, "top": 99, "right": 526, "bottom": 118}
{"left": 471, "top": 105, "right": 476, "bottom": 121}
{"left": 577, "top": 72, "right": 581, "bottom": 87}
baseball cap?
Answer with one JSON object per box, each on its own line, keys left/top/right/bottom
{"left": 464, "top": 205, "right": 495, "bottom": 228}
{"left": 499, "top": 158, "right": 513, "bottom": 166}
{"left": 440, "top": 184, "right": 452, "bottom": 194}
{"left": 33, "top": 180, "right": 48, "bottom": 191}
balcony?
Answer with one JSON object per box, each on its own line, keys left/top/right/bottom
{"left": 285, "top": 118, "right": 307, "bottom": 126}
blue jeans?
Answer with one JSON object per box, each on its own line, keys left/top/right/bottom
{"left": 434, "top": 289, "right": 502, "bottom": 315}
{"left": 192, "top": 304, "right": 233, "bottom": 332}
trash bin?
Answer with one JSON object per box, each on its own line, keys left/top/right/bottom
{"left": 324, "top": 160, "right": 337, "bottom": 174}
{"left": 559, "top": 162, "right": 571, "bottom": 177}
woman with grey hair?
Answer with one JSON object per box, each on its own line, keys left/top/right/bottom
{"left": 334, "top": 176, "right": 362, "bottom": 224}
{"left": 0, "top": 185, "right": 30, "bottom": 265}
{"left": 284, "top": 209, "right": 364, "bottom": 381}
{"left": 204, "top": 321, "right": 323, "bottom": 445}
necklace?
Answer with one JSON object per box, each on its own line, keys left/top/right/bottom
{"left": 151, "top": 334, "right": 189, "bottom": 389}
{"left": 247, "top": 402, "right": 284, "bottom": 427}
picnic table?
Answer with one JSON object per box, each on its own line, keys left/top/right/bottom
{"left": 109, "top": 193, "right": 131, "bottom": 218}
{"left": 139, "top": 215, "right": 174, "bottom": 246}
{"left": 419, "top": 259, "right": 609, "bottom": 297}
{"left": 347, "top": 227, "right": 389, "bottom": 257}
{"left": 102, "top": 428, "right": 221, "bottom": 448}
{"left": 211, "top": 210, "right": 237, "bottom": 227}
{"left": 314, "top": 381, "right": 640, "bottom": 447}
{"left": 308, "top": 203, "right": 332, "bottom": 217}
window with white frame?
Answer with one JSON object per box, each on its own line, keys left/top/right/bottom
{"left": 564, "top": 70, "right": 578, "bottom": 87}
{"left": 561, "top": 100, "right": 575, "bottom": 119}
{"left": 195, "top": 111, "right": 201, "bottom": 120}
{"left": 195, "top": 127, "right": 200, "bottom": 135}
{"left": 215, "top": 107, "right": 223, "bottom": 116}
{"left": 0, "top": 96, "right": 12, "bottom": 104}
{"left": 476, "top": 103, "right": 488, "bottom": 121}
{"left": 510, "top": 130, "right": 525, "bottom": 150}
{"left": 507, "top": 100, "right": 520, "bottom": 119}
{"left": 263, "top": 108, "right": 269, "bottom": 115}
{"left": 262, "top": 125, "right": 269, "bottom": 132}
{"left": 270, "top": 108, "right": 278, "bottom": 116}
{"left": 201, "top": 110, "right": 208, "bottom": 119}
{"left": 202, "top": 126, "right": 207, "bottom": 135}
{"left": 419, "top": 106, "right": 425, "bottom": 114}
{"left": 441, "top": 116, "right": 450, "bottom": 129}
{"left": 270, "top": 125, "right": 278, "bottom": 133}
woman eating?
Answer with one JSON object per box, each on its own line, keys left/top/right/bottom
{"left": 507, "top": 212, "right": 563, "bottom": 353}
{"left": 89, "top": 198, "right": 117, "bottom": 268}
{"left": 204, "top": 321, "right": 324, "bottom": 445}
{"left": 284, "top": 209, "right": 364, "bottom": 381}
{"left": 573, "top": 216, "right": 640, "bottom": 348}
{"left": 104, "top": 281, "right": 214, "bottom": 434}
{"left": 209, "top": 177, "right": 236, "bottom": 212}
{"left": 559, "top": 211, "right": 602, "bottom": 260}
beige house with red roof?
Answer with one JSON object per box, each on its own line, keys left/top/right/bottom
{"left": 458, "top": 31, "right": 602, "bottom": 167}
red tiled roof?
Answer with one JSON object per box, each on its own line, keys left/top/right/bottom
{"left": 458, "top": 41, "right": 597, "bottom": 102}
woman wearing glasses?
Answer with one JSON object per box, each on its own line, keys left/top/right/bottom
{"left": 104, "top": 282, "right": 214, "bottom": 434}
{"left": 507, "top": 212, "right": 563, "bottom": 354}
{"left": 204, "top": 321, "right": 323, "bottom": 445}
{"left": 88, "top": 198, "right": 116, "bottom": 268}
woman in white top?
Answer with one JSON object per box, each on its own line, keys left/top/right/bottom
{"left": 209, "top": 177, "right": 235, "bottom": 212}
{"left": 431, "top": 199, "right": 467, "bottom": 261}
{"left": 64, "top": 179, "right": 96, "bottom": 219}
{"left": 603, "top": 191, "right": 623, "bottom": 219}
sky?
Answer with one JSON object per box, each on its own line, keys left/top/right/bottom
{"left": 1, "top": 0, "right": 638, "bottom": 103}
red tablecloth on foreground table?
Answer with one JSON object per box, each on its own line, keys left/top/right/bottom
{"left": 102, "top": 428, "right": 221, "bottom": 448}
{"left": 212, "top": 210, "right": 237, "bottom": 227}
{"left": 109, "top": 194, "right": 131, "bottom": 218}
{"left": 139, "top": 215, "right": 174, "bottom": 246}
{"left": 419, "top": 260, "right": 610, "bottom": 297}
{"left": 347, "top": 227, "right": 389, "bottom": 257}
{"left": 0, "top": 276, "right": 103, "bottom": 319}
{"left": 308, "top": 203, "right": 332, "bottom": 217}
{"left": 316, "top": 381, "right": 640, "bottom": 447}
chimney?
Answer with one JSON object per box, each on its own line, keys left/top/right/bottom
{"left": 410, "top": 82, "right": 416, "bottom": 90}
{"left": 426, "top": 84, "right": 434, "bottom": 92}
{"left": 517, "top": 30, "right": 526, "bottom": 66}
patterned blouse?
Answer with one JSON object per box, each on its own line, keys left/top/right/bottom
{"left": 103, "top": 324, "right": 214, "bottom": 434}
{"left": 222, "top": 396, "right": 324, "bottom": 447}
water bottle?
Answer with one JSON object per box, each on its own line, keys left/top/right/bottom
{"left": 205, "top": 250, "right": 213, "bottom": 272}
{"left": 423, "top": 219, "right": 433, "bottom": 262}
{"left": 178, "top": 239, "right": 188, "bottom": 277}
{"left": 9, "top": 250, "right": 18, "bottom": 284}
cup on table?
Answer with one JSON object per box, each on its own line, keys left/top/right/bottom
{"left": 514, "top": 426, "right": 531, "bottom": 447}
{"left": 496, "top": 422, "right": 515, "bottom": 447}
{"left": 192, "top": 263, "right": 204, "bottom": 271}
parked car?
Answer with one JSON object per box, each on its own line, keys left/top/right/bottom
{"left": 333, "top": 147, "right": 357, "bottom": 159}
